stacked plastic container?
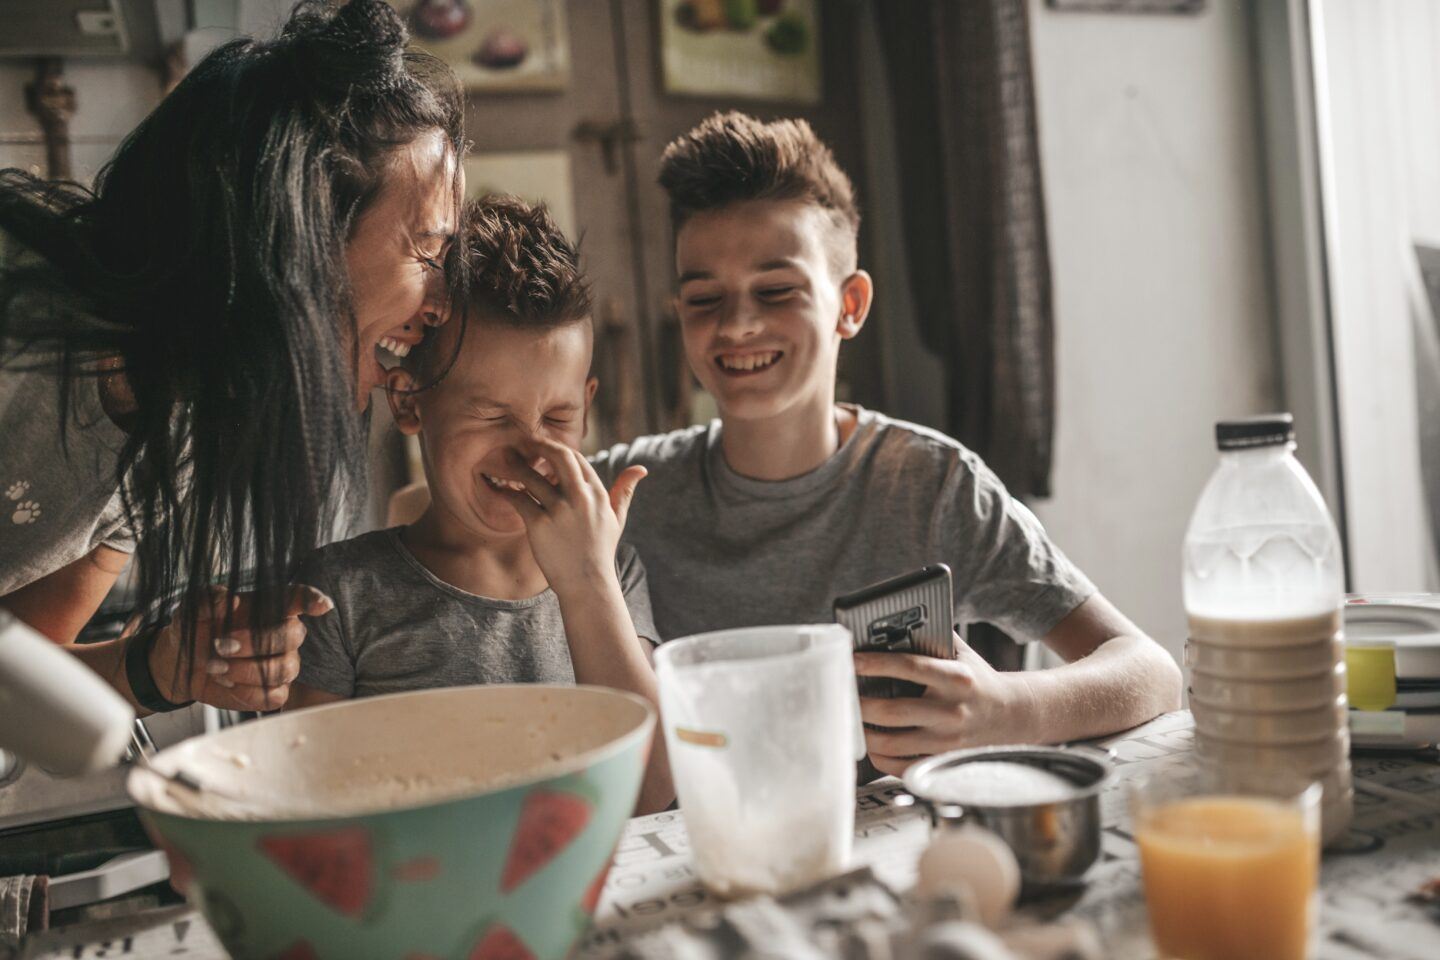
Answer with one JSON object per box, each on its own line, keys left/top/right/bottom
{"left": 1183, "top": 414, "right": 1353, "bottom": 846}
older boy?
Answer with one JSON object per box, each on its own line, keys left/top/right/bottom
{"left": 594, "top": 113, "right": 1181, "bottom": 777}
{"left": 289, "top": 197, "right": 670, "bottom": 811}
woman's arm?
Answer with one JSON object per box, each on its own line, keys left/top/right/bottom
{"left": 7, "top": 572, "right": 326, "bottom": 717}
{"left": 0, "top": 545, "right": 130, "bottom": 642}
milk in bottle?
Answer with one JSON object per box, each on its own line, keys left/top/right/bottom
{"left": 1183, "top": 414, "right": 1352, "bottom": 845}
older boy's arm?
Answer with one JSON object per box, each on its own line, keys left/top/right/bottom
{"left": 555, "top": 578, "right": 675, "bottom": 815}
{"left": 854, "top": 594, "right": 1181, "bottom": 776}
{"left": 1022, "top": 594, "right": 1182, "bottom": 743}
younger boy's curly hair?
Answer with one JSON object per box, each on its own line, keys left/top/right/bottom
{"left": 658, "top": 111, "right": 860, "bottom": 276}
{"left": 457, "top": 194, "right": 592, "bottom": 327}
{"left": 406, "top": 195, "right": 590, "bottom": 385}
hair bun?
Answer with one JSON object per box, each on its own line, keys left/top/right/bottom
{"left": 283, "top": 0, "right": 411, "bottom": 93}
{"left": 327, "top": 0, "right": 407, "bottom": 53}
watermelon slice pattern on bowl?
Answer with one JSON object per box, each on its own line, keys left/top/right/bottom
{"left": 500, "top": 790, "right": 593, "bottom": 893}
{"left": 468, "top": 924, "right": 536, "bottom": 960}
{"left": 228, "top": 782, "right": 613, "bottom": 957}
{"left": 132, "top": 685, "right": 653, "bottom": 960}
{"left": 259, "top": 827, "right": 376, "bottom": 919}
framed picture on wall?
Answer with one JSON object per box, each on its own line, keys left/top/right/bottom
{"left": 387, "top": 1, "right": 570, "bottom": 92}
{"left": 659, "top": 0, "right": 821, "bottom": 104}
{"left": 463, "top": 149, "right": 578, "bottom": 240}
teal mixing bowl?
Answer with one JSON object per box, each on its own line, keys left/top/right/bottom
{"left": 127, "top": 685, "right": 654, "bottom": 960}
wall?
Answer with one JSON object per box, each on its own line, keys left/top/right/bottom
{"left": 1312, "top": 0, "right": 1440, "bottom": 593}
{"left": 0, "top": 60, "right": 161, "bottom": 179}
{"left": 1024, "top": 0, "right": 1281, "bottom": 662}
{"left": 0, "top": 3, "right": 1289, "bottom": 633}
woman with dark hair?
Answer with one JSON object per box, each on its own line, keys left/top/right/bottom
{"left": 0, "top": 0, "right": 466, "bottom": 716}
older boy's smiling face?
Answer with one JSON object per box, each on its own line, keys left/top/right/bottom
{"left": 395, "top": 317, "right": 595, "bottom": 539}
{"left": 675, "top": 199, "right": 853, "bottom": 423}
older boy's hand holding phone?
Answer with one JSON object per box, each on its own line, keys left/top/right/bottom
{"left": 836, "top": 564, "right": 1041, "bottom": 777}
{"left": 853, "top": 636, "right": 1038, "bottom": 778}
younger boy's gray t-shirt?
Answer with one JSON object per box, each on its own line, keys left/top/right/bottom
{"left": 297, "top": 529, "right": 659, "bottom": 698}
{"left": 592, "top": 406, "right": 1095, "bottom": 647}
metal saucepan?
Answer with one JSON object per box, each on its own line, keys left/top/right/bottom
{"left": 901, "top": 745, "right": 1112, "bottom": 898}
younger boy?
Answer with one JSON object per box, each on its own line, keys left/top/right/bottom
{"left": 593, "top": 113, "right": 1182, "bottom": 777}
{"left": 290, "top": 197, "right": 671, "bottom": 812}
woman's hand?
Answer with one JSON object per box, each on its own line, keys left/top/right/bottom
{"left": 495, "top": 438, "right": 646, "bottom": 594}
{"left": 146, "top": 584, "right": 332, "bottom": 712}
{"left": 853, "top": 632, "right": 1037, "bottom": 778}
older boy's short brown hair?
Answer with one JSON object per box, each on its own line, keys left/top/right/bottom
{"left": 658, "top": 111, "right": 860, "bottom": 276}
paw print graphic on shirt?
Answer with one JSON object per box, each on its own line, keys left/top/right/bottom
{"left": 5, "top": 481, "right": 28, "bottom": 501}
{"left": 11, "top": 501, "right": 40, "bottom": 525}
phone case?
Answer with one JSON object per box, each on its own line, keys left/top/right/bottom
{"left": 834, "top": 564, "right": 956, "bottom": 700}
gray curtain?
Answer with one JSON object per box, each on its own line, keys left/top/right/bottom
{"left": 873, "top": 0, "right": 1055, "bottom": 500}
{"left": 873, "top": 0, "right": 1054, "bottom": 671}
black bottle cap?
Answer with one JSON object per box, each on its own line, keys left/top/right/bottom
{"left": 1216, "top": 413, "right": 1295, "bottom": 451}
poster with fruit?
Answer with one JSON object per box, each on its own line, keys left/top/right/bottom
{"left": 388, "top": 1, "right": 569, "bottom": 92}
{"left": 661, "top": 0, "right": 821, "bottom": 104}
{"left": 463, "top": 150, "right": 577, "bottom": 241}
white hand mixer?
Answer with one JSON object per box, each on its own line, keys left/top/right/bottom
{"left": 0, "top": 608, "right": 134, "bottom": 776}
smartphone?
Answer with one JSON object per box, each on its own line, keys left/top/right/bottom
{"left": 834, "top": 564, "right": 956, "bottom": 700}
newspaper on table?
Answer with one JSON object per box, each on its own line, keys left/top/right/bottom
{"left": 578, "top": 776, "right": 930, "bottom": 956}
{"left": 17, "top": 714, "right": 1440, "bottom": 960}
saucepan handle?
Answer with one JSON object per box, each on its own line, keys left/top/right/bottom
{"left": 892, "top": 791, "right": 966, "bottom": 829}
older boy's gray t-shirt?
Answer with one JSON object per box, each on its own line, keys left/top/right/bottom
{"left": 591, "top": 407, "right": 1095, "bottom": 647}
{"left": 297, "top": 529, "right": 659, "bottom": 698}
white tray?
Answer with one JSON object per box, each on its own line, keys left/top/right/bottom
{"left": 1346, "top": 596, "right": 1440, "bottom": 680}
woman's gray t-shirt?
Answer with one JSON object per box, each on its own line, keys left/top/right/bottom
{"left": 0, "top": 231, "right": 135, "bottom": 596}
{"left": 297, "top": 528, "right": 659, "bottom": 699}
{"left": 591, "top": 406, "right": 1096, "bottom": 647}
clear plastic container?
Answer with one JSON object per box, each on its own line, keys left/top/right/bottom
{"left": 653, "top": 624, "right": 864, "bottom": 898}
{"left": 1183, "top": 414, "right": 1352, "bottom": 844}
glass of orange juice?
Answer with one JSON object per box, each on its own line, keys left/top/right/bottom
{"left": 1130, "top": 767, "right": 1321, "bottom": 960}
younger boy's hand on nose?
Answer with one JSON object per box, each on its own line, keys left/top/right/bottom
{"left": 853, "top": 632, "right": 1037, "bottom": 778}
{"left": 495, "top": 439, "right": 646, "bottom": 592}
